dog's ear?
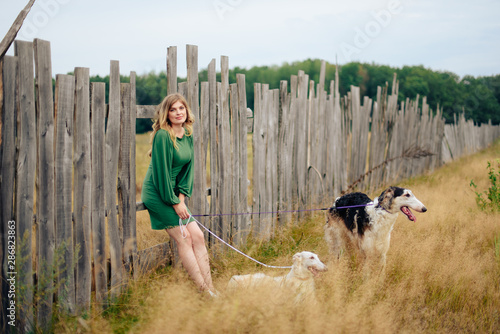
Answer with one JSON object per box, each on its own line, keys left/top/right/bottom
{"left": 378, "top": 187, "right": 395, "bottom": 211}
{"left": 293, "top": 252, "right": 303, "bottom": 264}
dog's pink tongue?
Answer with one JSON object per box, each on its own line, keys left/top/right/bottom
{"left": 402, "top": 206, "right": 416, "bottom": 221}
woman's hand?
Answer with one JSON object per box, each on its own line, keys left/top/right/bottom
{"left": 173, "top": 194, "right": 190, "bottom": 220}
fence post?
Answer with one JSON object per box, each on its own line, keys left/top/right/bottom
{"left": 296, "top": 71, "right": 309, "bottom": 218}
{"left": 90, "top": 82, "right": 108, "bottom": 305}
{"left": 54, "top": 74, "right": 75, "bottom": 314}
{"left": 219, "top": 56, "right": 231, "bottom": 242}
{"left": 34, "top": 38, "right": 56, "bottom": 331}
{"left": 167, "top": 46, "right": 177, "bottom": 95}
{"left": 118, "top": 82, "right": 134, "bottom": 277}
{"left": 252, "top": 83, "right": 263, "bottom": 236}
{"left": 73, "top": 67, "right": 92, "bottom": 312}
{"left": 229, "top": 82, "right": 240, "bottom": 239}
{"left": 187, "top": 45, "right": 208, "bottom": 237}
{"left": 13, "top": 39, "right": 36, "bottom": 332}
{"left": 208, "top": 59, "right": 219, "bottom": 244}
{"left": 236, "top": 74, "right": 249, "bottom": 243}
{"left": 129, "top": 72, "right": 138, "bottom": 279}
{"left": 106, "top": 60, "right": 124, "bottom": 298}
{"left": 0, "top": 56, "right": 18, "bottom": 333}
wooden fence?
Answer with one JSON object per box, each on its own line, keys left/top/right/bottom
{"left": 1, "top": 39, "right": 499, "bottom": 332}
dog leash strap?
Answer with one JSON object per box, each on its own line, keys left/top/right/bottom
{"left": 332, "top": 203, "right": 375, "bottom": 210}
{"left": 191, "top": 216, "right": 293, "bottom": 269}
{"left": 190, "top": 203, "right": 374, "bottom": 218}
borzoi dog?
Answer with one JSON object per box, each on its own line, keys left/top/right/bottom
{"left": 324, "top": 186, "right": 427, "bottom": 274}
{"left": 227, "top": 251, "right": 327, "bottom": 302}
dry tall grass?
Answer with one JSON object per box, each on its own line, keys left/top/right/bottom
{"left": 64, "top": 139, "right": 500, "bottom": 334}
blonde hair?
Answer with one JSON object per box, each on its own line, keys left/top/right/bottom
{"left": 148, "top": 93, "right": 195, "bottom": 157}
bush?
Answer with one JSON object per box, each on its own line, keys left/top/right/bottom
{"left": 470, "top": 159, "right": 500, "bottom": 211}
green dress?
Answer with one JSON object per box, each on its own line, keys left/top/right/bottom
{"left": 141, "top": 129, "right": 195, "bottom": 230}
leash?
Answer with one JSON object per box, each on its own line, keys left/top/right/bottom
{"left": 190, "top": 203, "right": 374, "bottom": 219}
{"left": 178, "top": 203, "right": 374, "bottom": 270}
{"left": 180, "top": 215, "right": 293, "bottom": 269}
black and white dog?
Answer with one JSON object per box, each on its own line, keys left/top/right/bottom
{"left": 324, "top": 186, "right": 427, "bottom": 273}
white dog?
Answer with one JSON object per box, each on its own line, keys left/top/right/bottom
{"left": 227, "top": 251, "right": 327, "bottom": 302}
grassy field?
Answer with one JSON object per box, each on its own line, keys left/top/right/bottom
{"left": 57, "top": 137, "right": 500, "bottom": 333}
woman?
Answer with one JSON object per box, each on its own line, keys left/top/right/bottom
{"left": 141, "top": 93, "right": 217, "bottom": 297}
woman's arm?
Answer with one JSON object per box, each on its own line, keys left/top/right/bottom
{"left": 151, "top": 130, "right": 180, "bottom": 205}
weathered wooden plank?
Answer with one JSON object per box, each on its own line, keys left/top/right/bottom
{"left": 178, "top": 82, "right": 187, "bottom": 97}
{"left": 279, "top": 80, "right": 294, "bottom": 224}
{"left": 368, "top": 85, "right": 385, "bottom": 191}
{"left": 167, "top": 46, "right": 177, "bottom": 95}
{"left": 186, "top": 45, "right": 207, "bottom": 230}
{"left": 219, "top": 56, "right": 231, "bottom": 242}
{"left": 106, "top": 60, "right": 124, "bottom": 299}
{"left": 277, "top": 80, "right": 287, "bottom": 221}
{"left": 324, "top": 81, "right": 335, "bottom": 196}
{"left": 186, "top": 45, "right": 199, "bottom": 119}
{"left": 383, "top": 90, "right": 399, "bottom": 184}
{"left": 306, "top": 80, "right": 318, "bottom": 207}
{"left": 13, "top": 40, "right": 35, "bottom": 332}
{"left": 433, "top": 109, "right": 446, "bottom": 169}
{"left": 73, "top": 67, "right": 92, "bottom": 312}
{"left": 0, "top": 56, "right": 18, "bottom": 332}
{"left": 296, "top": 71, "right": 309, "bottom": 216}
{"left": 337, "top": 67, "right": 348, "bottom": 193}
{"left": 252, "top": 82, "right": 263, "bottom": 235}
{"left": 348, "top": 86, "right": 359, "bottom": 185}
{"left": 54, "top": 74, "right": 75, "bottom": 314}
{"left": 207, "top": 59, "right": 219, "bottom": 242}
{"left": 34, "top": 38, "right": 56, "bottom": 330}
{"left": 214, "top": 82, "right": 226, "bottom": 240}
{"left": 270, "top": 89, "right": 279, "bottom": 225}
{"left": 90, "top": 82, "right": 108, "bottom": 306}
{"left": 316, "top": 86, "right": 327, "bottom": 198}
{"left": 186, "top": 45, "right": 209, "bottom": 245}
{"left": 129, "top": 72, "right": 138, "bottom": 280}
{"left": 236, "top": 74, "right": 249, "bottom": 243}
{"left": 262, "top": 85, "right": 273, "bottom": 238}
{"left": 229, "top": 83, "right": 240, "bottom": 239}
{"left": 118, "top": 83, "right": 133, "bottom": 276}
{"left": 200, "top": 82, "right": 210, "bottom": 163}
{"left": 289, "top": 75, "right": 299, "bottom": 207}
{"left": 0, "top": 58, "right": 3, "bottom": 332}
{"left": 0, "top": 0, "right": 36, "bottom": 58}
{"left": 136, "top": 105, "right": 156, "bottom": 119}
{"left": 136, "top": 242, "right": 170, "bottom": 275}
{"left": 358, "top": 96, "right": 371, "bottom": 190}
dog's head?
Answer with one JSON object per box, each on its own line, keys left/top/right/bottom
{"left": 292, "top": 251, "right": 327, "bottom": 278}
{"left": 377, "top": 186, "right": 427, "bottom": 221}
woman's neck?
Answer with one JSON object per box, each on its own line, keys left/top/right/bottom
{"left": 172, "top": 125, "right": 184, "bottom": 138}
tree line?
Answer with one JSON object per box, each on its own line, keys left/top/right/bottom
{"left": 87, "top": 60, "right": 500, "bottom": 134}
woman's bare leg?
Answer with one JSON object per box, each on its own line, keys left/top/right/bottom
{"left": 166, "top": 226, "right": 210, "bottom": 291}
{"left": 186, "top": 222, "right": 215, "bottom": 291}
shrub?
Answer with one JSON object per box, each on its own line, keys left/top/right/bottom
{"left": 470, "top": 159, "right": 500, "bottom": 211}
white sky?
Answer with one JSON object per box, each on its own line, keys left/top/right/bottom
{"left": 1, "top": 0, "right": 499, "bottom": 78}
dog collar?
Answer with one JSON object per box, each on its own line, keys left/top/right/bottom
{"left": 375, "top": 203, "right": 391, "bottom": 213}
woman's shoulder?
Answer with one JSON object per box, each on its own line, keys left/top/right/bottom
{"left": 153, "top": 129, "right": 173, "bottom": 145}
{"left": 155, "top": 128, "right": 170, "bottom": 139}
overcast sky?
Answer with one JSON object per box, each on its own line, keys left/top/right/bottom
{"left": 1, "top": 0, "right": 499, "bottom": 79}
